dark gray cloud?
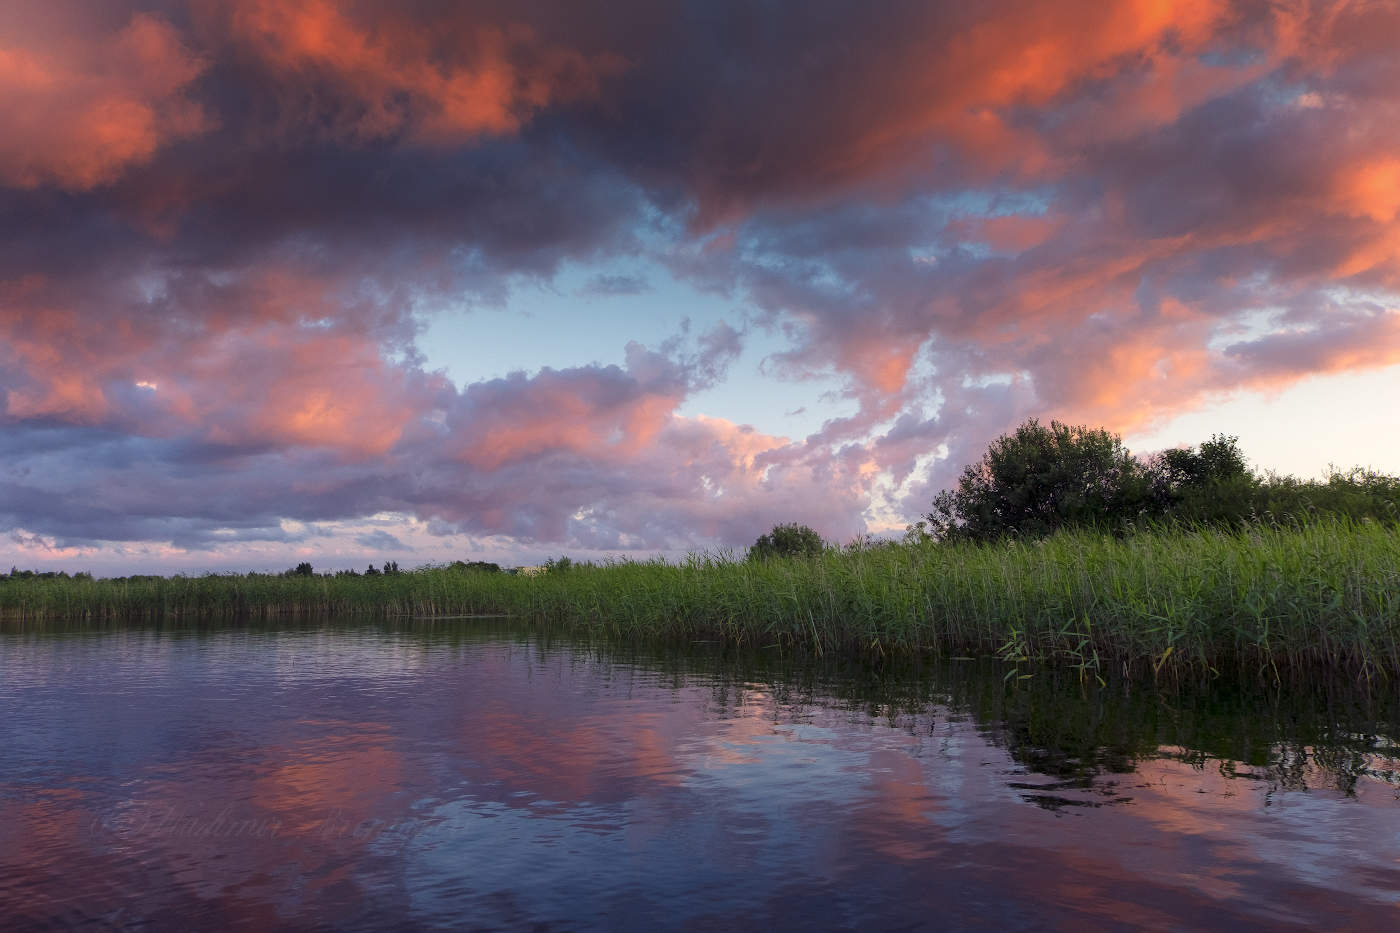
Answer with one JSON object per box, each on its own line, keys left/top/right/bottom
{"left": 579, "top": 274, "right": 651, "bottom": 297}
{"left": 355, "top": 530, "right": 407, "bottom": 551}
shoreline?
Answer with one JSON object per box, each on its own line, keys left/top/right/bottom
{"left": 3, "top": 518, "right": 1397, "bottom": 680}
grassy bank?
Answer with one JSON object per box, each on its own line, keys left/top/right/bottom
{"left": 4, "top": 518, "right": 1399, "bottom": 678}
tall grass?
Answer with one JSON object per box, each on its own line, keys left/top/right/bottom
{"left": 3, "top": 517, "right": 1398, "bottom": 677}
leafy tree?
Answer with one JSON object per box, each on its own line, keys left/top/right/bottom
{"left": 544, "top": 556, "right": 574, "bottom": 573}
{"left": 1156, "top": 434, "right": 1250, "bottom": 488}
{"left": 926, "top": 419, "right": 1151, "bottom": 541}
{"left": 286, "top": 562, "right": 314, "bottom": 577}
{"left": 749, "top": 523, "right": 826, "bottom": 560}
{"left": 451, "top": 560, "right": 502, "bottom": 573}
{"left": 1147, "top": 434, "right": 1256, "bottom": 523}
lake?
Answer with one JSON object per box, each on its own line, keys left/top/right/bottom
{"left": 2, "top": 620, "right": 1398, "bottom": 930}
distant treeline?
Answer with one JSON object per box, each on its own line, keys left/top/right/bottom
{"left": 1, "top": 560, "right": 505, "bottom": 586}
{"left": 3, "top": 568, "right": 94, "bottom": 582}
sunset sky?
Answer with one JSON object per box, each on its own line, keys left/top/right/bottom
{"left": 3, "top": 0, "right": 1399, "bottom": 573}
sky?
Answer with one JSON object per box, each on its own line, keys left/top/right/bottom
{"left": 2, "top": 0, "right": 1399, "bottom": 575}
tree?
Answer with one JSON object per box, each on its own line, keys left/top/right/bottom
{"left": 286, "top": 562, "right": 314, "bottom": 577}
{"left": 1155, "top": 434, "right": 1249, "bottom": 489}
{"left": 451, "top": 560, "right": 502, "bottom": 574}
{"left": 749, "top": 523, "right": 825, "bottom": 560}
{"left": 927, "top": 419, "right": 1151, "bottom": 541}
{"left": 1147, "top": 434, "right": 1256, "bottom": 523}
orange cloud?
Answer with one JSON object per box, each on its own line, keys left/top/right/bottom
{"left": 1333, "top": 157, "right": 1400, "bottom": 224}
{"left": 960, "top": 214, "right": 1067, "bottom": 254}
{"left": 688, "top": 0, "right": 1254, "bottom": 221}
{"left": 937, "top": 0, "right": 1226, "bottom": 111}
{"left": 0, "top": 303, "right": 109, "bottom": 421}
{"left": 452, "top": 375, "right": 684, "bottom": 471}
{"left": 846, "top": 340, "right": 921, "bottom": 397}
{"left": 1024, "top": 308, "right": 1400, "bottom": 436}
{"left": 223, "top": 0, "right": 624, "bottom": 142}
{"left": 0, "top": 265, "right": 437, "bottom": 457}
{"left": 0, "top": 12, "right": 209, "bottom": 190}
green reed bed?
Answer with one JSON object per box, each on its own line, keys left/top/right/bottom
{"left": 3, "top": 518, "right": 1398, "bottom": 677}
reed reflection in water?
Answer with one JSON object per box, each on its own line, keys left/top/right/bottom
{"left": 2, "top": 620, "right": 1397, "bottom": 930}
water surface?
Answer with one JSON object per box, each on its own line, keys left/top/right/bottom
{"left": 2, "top": 621, "right": 1398, "bottom": 930}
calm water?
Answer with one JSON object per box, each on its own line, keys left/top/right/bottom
{"left": 2, "top": 621, "right": 1398, "bottom": 931}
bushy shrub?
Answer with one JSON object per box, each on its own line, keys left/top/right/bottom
{"left": 749, "top": 523, "right": 825, "bottom": 560}
{"left": 1251, "top": 467, "right": 1400, "bottom": 524}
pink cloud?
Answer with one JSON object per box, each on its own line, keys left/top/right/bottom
{"left": 0, "top": 10, "right": 210, "bottom": 190}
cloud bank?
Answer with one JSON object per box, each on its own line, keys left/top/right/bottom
{"left": 3, "top": 0, "right": 1399, "bottom": 566}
